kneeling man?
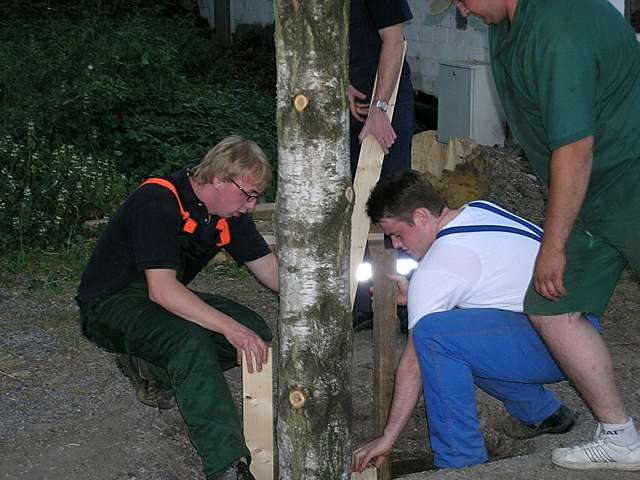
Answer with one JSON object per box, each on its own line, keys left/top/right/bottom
{"left": 352, "top": 171, "right": 599, "bottom": 470}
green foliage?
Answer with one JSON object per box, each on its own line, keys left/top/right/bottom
{"left": 0, "top": 7, "right": 277, "bottom": 249}
{"left": 0, "top": 125, "right": 128, "bottom": 249}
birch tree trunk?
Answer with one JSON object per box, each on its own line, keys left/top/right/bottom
{"left": 273, "top": 0, "right": 352, "bottom": 479}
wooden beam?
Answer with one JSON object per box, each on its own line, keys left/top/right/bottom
{"left": 242, "top": 347, "right": 274, "bottom": 480}
{"left": 349, "top": 42, "right": 407, "bottom": 307}
{"left": 370, "top": 241, "right": 397, "bottom": 480}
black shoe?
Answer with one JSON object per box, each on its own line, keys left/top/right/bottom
{"left": 215, "top": 458, "right": 255, "bottom": 480}
{"left": 353, "top": 311, "right": 373, "bottom": 332}
{"left": 115, "top": 354, "right": 175, "bottom": 410}
{"left": 505, "top": 404, "right": 577, "bottom": 440}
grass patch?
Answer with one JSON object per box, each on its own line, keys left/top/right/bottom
{"left": 0, "top": 237, "right": 259, "bottom": 301}
{"left": 209, "top": 263, "right": 252, "bottom": 280}
{"left": 0, "top": 239, "right": 95, "bottom": 299}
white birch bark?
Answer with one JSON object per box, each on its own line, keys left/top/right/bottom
{"left": 273, "top": 0, "right": 353, "bottom": 478}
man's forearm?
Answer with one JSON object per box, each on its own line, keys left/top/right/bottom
{"left": 543, "top": 136, "right": 593, "bottom": 252}
{"left": 146, "top": 269, "right": 235, "bottom": 334}
{"left": 246, "top": 253, "right": 279, "bottom": 292}
{"left": 382, "top": 337, "right": 423, "bottom": 442}
{"left": 374, "top": 24, "right": 406, "bottom": 104}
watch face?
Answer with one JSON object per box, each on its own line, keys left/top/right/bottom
{"left": 375, "top": 100, "right": 388, "bottom": 112}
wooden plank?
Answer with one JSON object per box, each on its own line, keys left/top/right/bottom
{"left": 352, "top": 466, "right": 378, "bottom": 480}
{"left": 370, "top": 242, "right": 397, "bottom": 480}
{"left": 350, "top": 42, "right": 407, "bottom": 307}
{"left": 242, "top": 347, "right": 274, "bottom": 480}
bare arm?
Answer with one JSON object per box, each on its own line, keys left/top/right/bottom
{"left": 534, "top": 136, "right": 593, "bottom": 300}
{"left": 245, "top": 252, "right": 279, "bottom": 293}
{"left": 145, "top": 268, "right": 268, "bottom": 372}
{"left": 357, "top": 23, "right": 406, "bottom": 154}
{"left": 352, "top": 335, "right": 422, "bottom": 472}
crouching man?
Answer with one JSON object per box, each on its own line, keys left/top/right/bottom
{"left": 75, "top": 136, "right": 278, "bottom": 480}
{"left": 352, "top": 171, "right": 598, "bottom": 470}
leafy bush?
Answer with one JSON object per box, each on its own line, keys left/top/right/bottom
{"left": 0, "top": 124, "right": 128, "bottom": 249}
{"left": 0, "top": 7, "right": 277, "bottom": 249}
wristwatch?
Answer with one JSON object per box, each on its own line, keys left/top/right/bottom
{"left": 373, "top": 99, "right": 388, "bottom": 112}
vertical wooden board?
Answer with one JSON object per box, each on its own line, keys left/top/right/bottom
{"left": 352, "top": 466, "right": 378, "bottom": 480}
{"left": 370, "top": 242, "right": 397, "bottom": 480}
{"left": 350, "top": 42, "right": 407, "bottom": 307}
{"left": 242, "top": 347, "right": 274, "bottom": 480}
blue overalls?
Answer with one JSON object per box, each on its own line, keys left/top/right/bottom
{"left": 411, "top": 202, "right": 601, "bottom": 468}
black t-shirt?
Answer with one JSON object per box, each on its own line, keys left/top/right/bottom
{"left": 76, "top": 168, "right": 270, "bottom": 303}
{"left": 349, "top": 0, "right": 413, "bottom": 101}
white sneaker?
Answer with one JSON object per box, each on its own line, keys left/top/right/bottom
{"left": 552, "top": 437, "right": 640, "bottom": 470}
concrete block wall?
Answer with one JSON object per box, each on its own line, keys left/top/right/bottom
{"left": 404, "top": 0, "right": 489, "bottom": 97}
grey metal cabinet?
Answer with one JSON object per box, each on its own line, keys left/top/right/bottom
{"left": 436, "top": 61, "right": 506, "bottom": 146}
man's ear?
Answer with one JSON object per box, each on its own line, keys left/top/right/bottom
{"left": 212, "top": 176, "right": 223, "bottom": 189}
{"left": 412, "top": 207, "right": 432, "bottom": 226}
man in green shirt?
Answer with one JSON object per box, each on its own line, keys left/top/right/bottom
{"left": 455, "top": 0, "right": 640, "bottom": 471}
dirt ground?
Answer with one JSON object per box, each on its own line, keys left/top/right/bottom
{"left": 1, "top": 147, "right": 639, "bottom": 479}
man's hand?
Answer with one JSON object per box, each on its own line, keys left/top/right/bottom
{"left": 533, "top": 244, "right": 567, "bottom": 301}
{"left": 386, "top": 273, "right": 409, "bottom": 306}
{"left": 533, "top": 136, "right": 592, "bottom": 301}
{"left": 222, "top": 320, "right": 268, "bottom": 373}
{"left": 352, "top": 435, "right": 394, "bottom": 473}
{"left": 348, "top": 84, "right": 369, "bottom": 122}
{"left": 358, "top": 105, "right": 396, "bottom": 155}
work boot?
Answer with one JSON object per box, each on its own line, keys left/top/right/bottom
{"left": 115, "top": 354, "right": 175, "bottom": 410}
{"left": 504, "top": 404, "right": 577, "bottom": 440}
{"left": 215, "top": 458, "right": 255, "bottom": 480}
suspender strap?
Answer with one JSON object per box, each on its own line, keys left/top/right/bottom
{"left": 467, "top": 201, "right": 543, "bottom": 237}
{"left": 436, "top": 225, "right": 542, "bottom": 242}
{"left": 140, "top": 178, "right": 198, "bottom": 234}
{"left": 139, "top": 177, "right": 231, "bottom": 246}
{"left": 436, "top": 202, "right": 543, "bottom": 242}
{"left": 215, "top": 218, "right": 230, "bottom": 247}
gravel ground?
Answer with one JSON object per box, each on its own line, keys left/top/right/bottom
{"left": 1, "top": 146, "right": 639, "bottom": 479}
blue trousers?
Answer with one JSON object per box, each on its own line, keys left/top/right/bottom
{"left": 412, "top": 308, "right": 600, "bottom": 468}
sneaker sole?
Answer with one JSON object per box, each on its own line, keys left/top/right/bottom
{"left": 552, "top": 456, "right": 640, "bottom": 471}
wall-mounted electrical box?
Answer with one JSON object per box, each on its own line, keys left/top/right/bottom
{"left": 436, "top": 61, "right": 506, "bottom": 146}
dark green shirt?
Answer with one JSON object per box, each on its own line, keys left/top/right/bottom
{"left": 490, "top": 0, "right": 640, "bottom": 217}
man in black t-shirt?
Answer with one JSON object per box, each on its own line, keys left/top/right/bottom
{"left": 76, "top": 136, "right": 277, "bottom": 480}
{"left": 349, "top": 0, "right": 415, "bottom": 329}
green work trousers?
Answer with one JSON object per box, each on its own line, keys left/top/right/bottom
{"left": 78, "top": 282, "right": 272, "bottom": 479}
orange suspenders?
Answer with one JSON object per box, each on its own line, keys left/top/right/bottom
{"left": 139, "top": 178, "right": 231, "bottom": 247}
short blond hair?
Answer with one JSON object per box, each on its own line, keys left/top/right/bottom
{"left": 191, "top": 136, "right": 272, "bottom": 190}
